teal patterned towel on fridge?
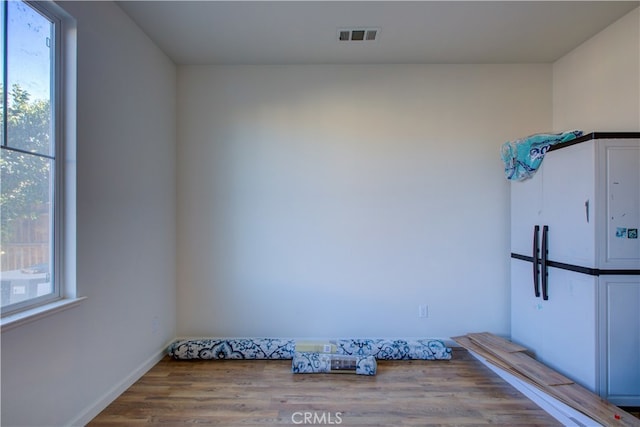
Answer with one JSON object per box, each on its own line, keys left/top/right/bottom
{"left": 500, "top": 130, "right": 582, "bottom": 181}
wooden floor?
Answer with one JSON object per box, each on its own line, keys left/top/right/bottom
{"left": 89, "top": 348, "right": 568, "bottom": 426}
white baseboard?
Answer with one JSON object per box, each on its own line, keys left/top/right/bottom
{"left": 67, "top": 344, "right": 169, "bottom": 427}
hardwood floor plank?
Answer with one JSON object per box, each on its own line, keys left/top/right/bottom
{"left": 466, "top": 332, "right": 529, "bottom": 353}
{"left": 455, "top": 333, "right": 640, "bottom": 427}
{"left": 89, "top": 349, "right": 563, "bottom": 426}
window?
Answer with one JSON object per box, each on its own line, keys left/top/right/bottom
{"left": 1, "top": 0, "right": 63, "bottom": 317}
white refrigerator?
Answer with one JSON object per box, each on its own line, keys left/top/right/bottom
{"left": 510, "top": 132, "right": 640, "bottom": 405}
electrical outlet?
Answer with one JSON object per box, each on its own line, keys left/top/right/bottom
{"left": 418, "top": 305, "right": 428, "bottom": 318}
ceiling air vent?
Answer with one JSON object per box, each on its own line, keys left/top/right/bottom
{"left": 338, "top": 30, "right": 350, "bottom": 41}
{"left": 338, "top": 28, "right": 379, "bottom": 42}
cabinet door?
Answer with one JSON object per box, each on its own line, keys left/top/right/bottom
{"left": 511, "top": 169, "right": 543, "bottom": 256}
{"left": 511, "top": 258, "right": 542, "bottom": 350}
{"left": 600, "top": 140, "right": 640, "bottom": 269}
{"left": 538, "top": 267, "right": 597, "bottom": 391}
{"left": 600, "top": 276, "right": 640, "bottom": 406}
{"left": 511, "top": 261, "right": 598, "bottom": 391}
{"left": 542, "top": 141, "right": 596, "bottom": 267}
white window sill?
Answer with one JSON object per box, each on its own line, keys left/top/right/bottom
{"left": 1, "top": 296, "right": 87, "bottom": 332}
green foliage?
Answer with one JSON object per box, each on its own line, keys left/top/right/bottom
{"left": 1, "top": 84, "right": 52, "bottom": 239}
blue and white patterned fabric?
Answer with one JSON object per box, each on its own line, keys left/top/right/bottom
{"left": 335, "top": 339, "right": 452, "bottom": 360}
{"left": 292, "top": 352, "right": 377, "bottom": 376}
{"left": 167, "top": 338, "right": 452, "bottom": 361}
{"left": 168, "top": 338, "right": 295, "bottom": 360}
{"left": 500, "top": 130, "right": 582, "bottom": 181}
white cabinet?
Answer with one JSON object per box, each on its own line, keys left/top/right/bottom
{"left": 510, "top": 133, "right": 640, "bottom": 403}
{"left": 510, "top": 169, "right": 543, "bottom": 257}
{"left": 598, "top": 141, "right": 640, "bottom": 269}
{"left": 511, "top": 259, "right": 598, "bottom": 391}
{"left": 599, "top": 276, "right": 640, "bottom": 406}
{"left": 541, "top": 139, "right": 596, "bottom": 267}
{"left": 511, "top": 258, "right": 541, "bottom": 351}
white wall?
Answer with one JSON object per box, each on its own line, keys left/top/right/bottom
{"left": 553, "top": 7, "right": 640, "bottom": 131}
{"left": 177, "top": 64, "right": 551, "bottom": 339}
{"left": 0, "top": 2, "right": 634, "bottom": 425}
{"left": 0, "top": 2, "right": 177, "bottom": 426}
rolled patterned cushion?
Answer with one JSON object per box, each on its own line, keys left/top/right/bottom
{"left": 335, "top": 339, "right": 452, "bottom": 360}
{"left": 168, "top": 338, "right": 295, "bottom": 360}
{"left": 167, "top": 338, "right": 452, "bottom": 361}
{"left": 292, "top": 352, "right": 377, "bottom": 376}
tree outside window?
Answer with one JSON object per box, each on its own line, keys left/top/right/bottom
{"left": 1, "top": 0, "right": 57, "bottom": 313}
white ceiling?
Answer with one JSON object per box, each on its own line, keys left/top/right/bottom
{"left": 117, "top": 1, "right": 640, "bottom": 65}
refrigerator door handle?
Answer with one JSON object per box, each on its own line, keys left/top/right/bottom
{"left": 532, "top": 225, "right": 540, "bottom": 297}
{"left": 541, "top": 225, "right": 549, "bottom": 300}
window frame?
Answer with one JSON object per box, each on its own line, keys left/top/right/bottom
{"left": 1, "top": 0, "right": 80, "bottom": 328}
